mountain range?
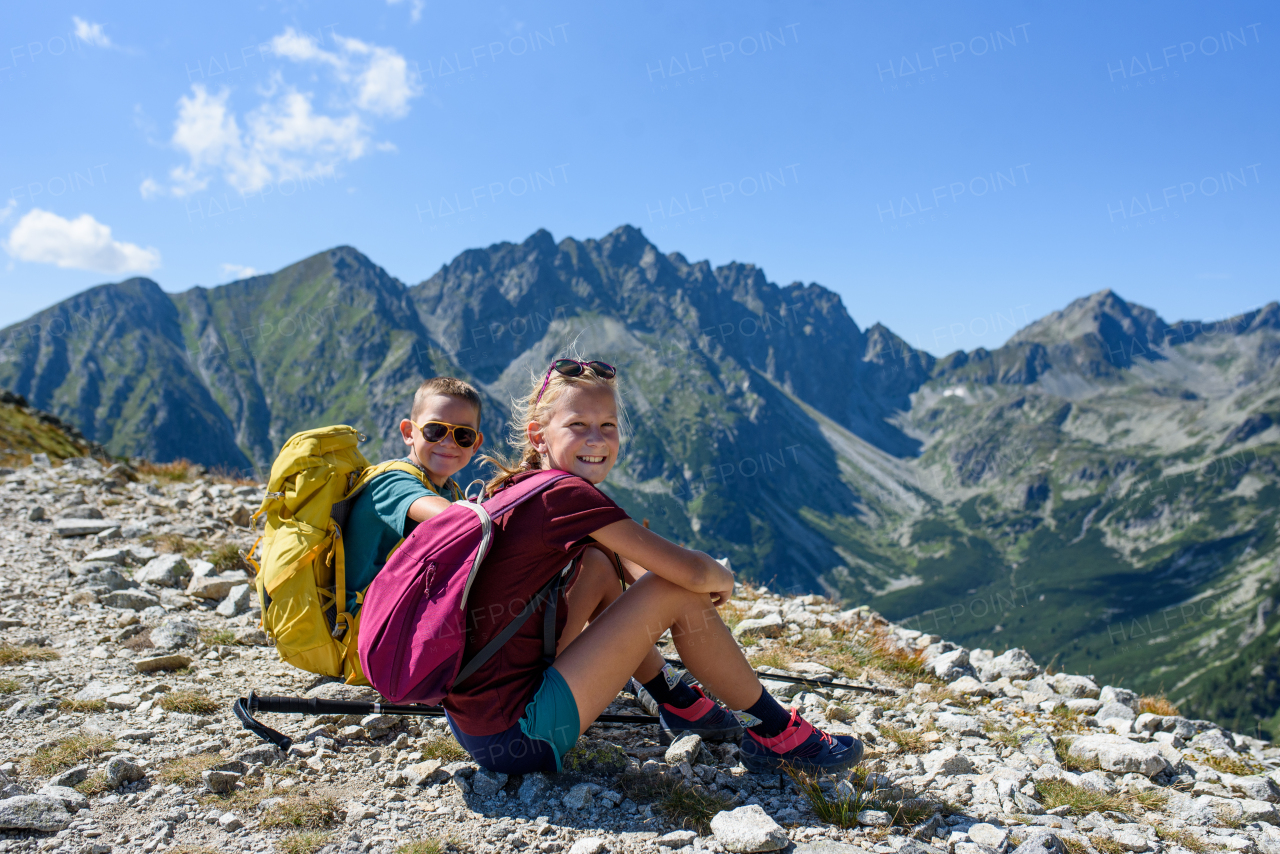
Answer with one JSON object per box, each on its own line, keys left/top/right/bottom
{"left": 2, "top": 225, "right": 1277, "bottom": 734}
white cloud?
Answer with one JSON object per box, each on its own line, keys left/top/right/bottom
{"left": 386, "top": 0, "right": 425, "bottom": 23}
{"left": 145, "top": 29, "right": 417, "bottom": 199}
{"left": 73, "top": 16, "right": 114, "bottom": 49}
{"left": 221, "top": 263, "right": 259, "bottom": 279}
{"left": 0, "top": 198, "right": 16, "bottom": 224}
{"left": 4, "top": 209, "right": 160, "bottom": 274}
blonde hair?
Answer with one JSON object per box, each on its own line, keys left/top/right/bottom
{"left": 481, "top": 357, "right": 625, "bottom": 496}
{"left": 410, "top": 376, "right": 482, "bottom": 424}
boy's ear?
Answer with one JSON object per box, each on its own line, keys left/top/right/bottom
{"left": 399, "top": 419, "right": 415, "bottom": 445}
{"left": 470, "top": 432, "right": 484, "bottom": 453}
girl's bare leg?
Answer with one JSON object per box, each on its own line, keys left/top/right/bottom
{"left": 553, "top": 571, "right": 761, "bottom": 734}
{"left": 559, "top": 547, "right": 665, "bottom": 681}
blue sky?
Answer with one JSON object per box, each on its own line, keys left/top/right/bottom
{"left": 2, "top": 0, "right": 1275, "bottom": 356}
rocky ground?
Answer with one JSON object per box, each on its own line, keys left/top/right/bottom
{"left": 2, "top": 456, "right": 1280, "bottom": 854}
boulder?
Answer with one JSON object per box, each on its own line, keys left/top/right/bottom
{"left": 564, "top": 782, "right": 600, "bottom": 810}
{"left": 922, "top": 746, "right": 975, "bottom": 775}
{"left": 1096, "top": 702, "right": 1136, "bottom": 723}
{"left": 0, "top": 794, "right": 72, "bottom": 831}
{"left": 104, "top": 756, "right": 145, "bottom": 788}
{"left": 733, "top": 614, "right": 785, "bottom": 638}
{"left": 1067, "top": 734, "right": 1169, "bottom": 777}
{"left": 1099, "top": 685, "right": 1140, "bottom": 711}
{"left": 1016, "top": 728, "right": 1057, "bottom": 765}
{"left": 979, "top": 648, "right": 1040, "bottom": 681}
{"left": 568, "top": 839, "right": 608, "bottom": 854}
{"left": 665, "top": 734, "right": 703, "bottom": 766}
{"left": 1051, "top": 674, "right": 1100, "bottom": 699}
{"left": 936, "top": 712, "right": 982, "bottom": 736}
{"left": 54, "top": 518, "right": 120, "bottom": 537}
{"left": 136, "top": 554, "right": 192, "bottom": 588}
{"left": 517, "top": 772, "right": 551, "bottom": 804}
{"left": 710, "top": 804, "right": 789, "bottom": 852}
{"left": 216, "top": 584, "right": 254, "bottom": 617}
{"left": 202, "top": 770, "right": 242, "bottom": 794}
{"left": 35, "top": 785, "right": 88, "bottom": 813}
{"left": 134, "top": 653, "right": 192, "bottom": 674}
{"left": 1011, "top": 831, "right": 1066, "bottom": 854}
{"left": 150, "top": 616, "right": 200, "bottom": 650}
{"left": 932, "top": 649, "right": 975, "bottom": 682}
{"left": 187, "top": 572, "right": 249, "bottom": 600}
{"left": 74, "top": 681, "right": 130, "bottom": 702}
{"left": 403, "top": 760, "right": 447, "bottom": 787}
{"left": 470, "top": 769, "right": 506, "bottom": 798}
{"left": 101, "top": 589, "right": 160, "bottom": 611}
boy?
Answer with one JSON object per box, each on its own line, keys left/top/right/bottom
{"left": 343, "top": 377, "right": 484, "bottom": 613}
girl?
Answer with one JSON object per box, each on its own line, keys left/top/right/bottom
{"left": 440, "top": 358, "right": 863, "bottom": 777}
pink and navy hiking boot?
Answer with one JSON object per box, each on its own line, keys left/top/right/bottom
{"left": 630, "top": 678, "right": 744, "bottom": 743}
{"left": 738, "top": 707, "right": 864, "bottom": 774}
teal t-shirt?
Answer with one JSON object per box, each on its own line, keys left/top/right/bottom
{"left": 343, "top": 470, "right": 459, "bottom": 613}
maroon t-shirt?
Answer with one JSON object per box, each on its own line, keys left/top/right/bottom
{"left": 442, "top": 470, "right": 630, "bottom": 735}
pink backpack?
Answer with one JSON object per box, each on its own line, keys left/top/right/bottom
{"left": 357, "top": 469, "right": 575, "bottom": 704}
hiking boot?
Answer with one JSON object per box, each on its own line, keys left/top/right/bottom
{"left": 630, "top": 678, "right": 744, "bottom": 744}
{"left": 738, "top": 707, "right": 864, "bottom": 774}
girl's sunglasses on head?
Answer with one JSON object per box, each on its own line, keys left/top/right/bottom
{"left": 536, "top": 359, "right": 617, "bottom": 403}
{"left": 415, "top": 420, "right": 479, "bottom": 448}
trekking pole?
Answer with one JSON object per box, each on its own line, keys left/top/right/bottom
{"left": 233, "top": 691, "right": 659, "bottom": 751}
{"left": 662, "top": 658, "right": 900, "bottom": 697}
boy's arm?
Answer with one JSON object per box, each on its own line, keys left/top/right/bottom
{"left": 406, "top": 494, "right": 452, "bottom": 523}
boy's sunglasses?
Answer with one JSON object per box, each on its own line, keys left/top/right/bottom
{"left": 535, "top": 359, "right": 618, "bottom": 403}
{"left": 414, "top": 420, "right": 479, "bottom": 448}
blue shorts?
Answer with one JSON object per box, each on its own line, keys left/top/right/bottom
{"left": 446, "top": 666, "right": 581, "bottom": 775}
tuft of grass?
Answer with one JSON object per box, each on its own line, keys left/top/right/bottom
{"left": 0, "top": 644, "right": 60, "bottom": 665}
{"left": 419, "top": 733, "right": 469, "bottom": 763}
{"left": 210, "top": 542, "right": 251, "bottom": 573}
{"left": 260, "top": 796, "right": 340, "bottom": 830}
{"left": 278, "top": 832, "right": 333, "bottom": 854}
{"left": 147, "top": 533, "right": 205, "bottom": 557}
{"left": 397, "top": 842, "right": 447, "bottom": 854}
{"left": 0, "top": 677, "right": 23, "bottom": 693}
{"left": 171, "top": 847, "right": 223, "bottom": 854}
{"left": 1034, "top": 779, "right": 1124, "bottom": 816}
{"left": 1155, "top": 826, "right": 1208, "bottom": 852}
{"left": 718, "top": 601, "right": 747, "bottom": 632}
{"left": 618, "top": 773, "right": 734, "bottom": 833}
{"left": 1138, "top": 694, "right": 1180, "bottom": 716}
{"left": 984, "top": 723, "right": 1022, "bottom": 749}
{"left": 159, "top": 689, "right": 220, "bottom": 715}
{"left": 200, "top": 628, "right": 238, "bottom": 646}
{"left": 878, "top": 725, "right": 929, "bottom": 754}
{"left": 848, "top": 629, "right": 932, "bottom": 684}
{"left": 158, "top": 753, "right": 221, "bottom": 787}
{"left": 27, "top": 731, "right": 116, "bottom": 775}
{"left": 75, "top": 773, "right": 112, "bottom": 796}
{"left": 787, "top": 766, "right": 938, "bottom": 828}
{"left": 1060, "top": 839, "right": 1091, "bottom": 854}
{"left": 120, "top": 631, "right": 155, "bottom": 652}
{"left": 1193, "top": 753, "right": 1263, "bottom": 776}
{"left": 1054, "top": 736, "right": 1101, "bottom": 773}
{"left": 749, "top": 646, "right": 794, "bottom": 671}
{"left": 136, "top": 459, "right": 198, "bottom": 482}
{"left": 58, "top": 698, "right": 106, "bottom": 713}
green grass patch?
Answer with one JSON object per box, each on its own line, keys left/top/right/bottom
{"left": 146, "top": 533, "right": 205, "bottom": 557}
{"left": 75, "top": 773, "right": 112, "bottom": 796}
{"left": 748, "top": 646, "right": 794, "bottom": 671}
{"left": 1053, "top": 737, "right": 1101, "bottom": 773}
{"left": 1193, "top": 753, "right": 1263, "bottom": 776}
{"left": 618, "top": 773, "right": 735, "bottom": 833}
{"left": 58, "top": 698, "right": 106, "bottom": 713}
{"left": 877, "top": 725, "right": 930, "bottom": 754}
{"left": 1155, "top": 826, "right": 1208, "bottom": 852}
{"left": 396, "top": 841, "right": 448, "bottom": 854}
{"left": 157, "top": 753, "right": 221, "bottom": 787}
{"left": 562, "top": 739, "right": 627, "bottom": 775}
{"left": 419, "top": 733, "right": 469, "bottom": 763}
{"left": 787, "top": 767, "right": 940, "bottom": 828}
{"left": 0, "top": 644, "right": 60, "bottom": 665}
{"left": 200, "top": 628, "right": 239, "bottom": 646}
{"left": 0, "top": 677, "right": 22, "bottom": 693}
{"left": 260, "top": 796, "right": 340, "bottom": 830}
{"left": 278, "top": 832, "right": 333, "bottom": 854}
{"left": 27, "top": 731, "right": 116, "bottom": 775}
{"left": 209, "top": 542, "right": 251, "bottom": 573}
{"left": 159, "top": 689, "right": 220, "bottom": 715}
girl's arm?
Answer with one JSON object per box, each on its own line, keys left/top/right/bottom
{"left": 589, "top": 519, "right": 734, "bottom": 604}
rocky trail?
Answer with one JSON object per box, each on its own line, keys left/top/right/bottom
{"left": 3, "top": 456, "right": 1280, "bottom": 854}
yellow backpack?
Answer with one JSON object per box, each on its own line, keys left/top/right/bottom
{"left": 247, "top": 425, "right": 438, "bottom": 685}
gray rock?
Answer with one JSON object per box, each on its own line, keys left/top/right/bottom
{"left": 234, "top": 627, "right": 268, "bottom": 645}
{"left": 47, "top": 766, "right": 89, "bottom": 788}
{"left": 1065, "top": 698, "right": 1103, "bottom": 715}
{"left": 150, "top": 616, "right": 200, "bottom": 650}
{"left": 86, "top": 568, "right": 135, "bottom": 591}
{"left": 216, "top": 583, "right": 253, "bottom": 617}
{"left": 567, "top": 839, "right": 607, "bottom": 854}
{"left": 74, "top": 680, "right": 130, "bottom": 702}
{"left": 665, "top": 733, "right": 703, "bottom": 766}
{"left": 59, "top": 505, "right": 103, "bottom": 519}
{"left": 83, "top": 547, "right": 129, "bottom": 565}
{"left": 1188, "top": 729, "right": 1235, "bottom": 753}
{"left": 470, "top": 768, "right": 507, "bottom": 798}
{"left": 6, "top": 695, "right": 59, "bottom": 719}
{"left": 1067, "top": 734, "right": 1169, "bottom": 777}
{"left": 187, "top": 572, "right": 249, "bottom": 600}
{"left": 968, "top": 823, "right": 1010, "bottom": 848}
{"left": 1233, "top": 775, "right": 1280, "bottom": 803}
{"left": 35, "top": 785, "right": 89, "bottom": 813}
{"left": 654, "top": 831, "right": 697, "bottom": 849}
{"left": 360, "top": 714, "right": 395, "bottom": 739}
{"left": 101, "top": 589, "right": 161, "bottom": 611}
{"left": 518, "top": 772, "right": 551, "bottom": 804}
{"left": 733, "top": 614, "right": 784, "bottom": 638}
{"left": 922, "top": 746, "right": 976, "bottom": 775}
{"left": 1052, "top": 674, "right": 1100, "bottom": 699}
{"left": 202, "top": 770, "right": 242, "bottom": 794}
{"left": 403, "top": 760, "right": 447, "bottom": 787}
{"left": 710, "top": 804, "right": 789, "bottom": 852}
{"left": 134, "top": 653, "right": 192, "bottom": 673}
{"left": 136, "top": 554, "right": 192, "bottom": 588}
{"left": 936, "top": 712, "right": 982, "bottom": 736}
{"left": 1011, "top": 831, "right": 1066, "bottom": 854}
{"left": 218, "top": 811, "right": 243, "bottom": 831}
{"left": 980, "top": 648, "right": 1040, "bottom": 681}
{"left": 1099, "top": 685, "right": 1140, "bottom": 711}
{"left": 932, "top": 648, "right": 975, "bottom": 682}
{"left": 1096, "top": 702, "right": 1136, "bottom": 723}
{"left": 564, "top": 782, "right": 600, "bottom": 810}
{"left": 54, "top": 518, "right": 120, "bottom": 537}
{"left": 1016, "top": 728, "right": 1057, "bottom": 765}
{"left": 856, "top": 809, "right": 892, "bottom": 826}
{"left": 237, "top": 745, "right": 285, "bottom": 766}
{"left": 27, "top": 506, "right": 45, "bottom": 522}
{"left": 104, "top": 756, "right": 145, "bottom": 788}
{"left": 0, "top": 794, "right": 72, "bottom": 831}
{"left": 947, "top": 675, "right": 994, "bottom": 697}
